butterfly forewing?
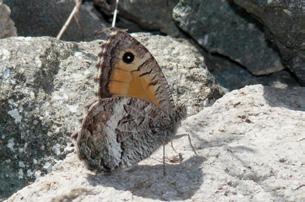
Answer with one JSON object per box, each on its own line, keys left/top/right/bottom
{"left": 97, "top": 30, "right": 175, "bottom": 115}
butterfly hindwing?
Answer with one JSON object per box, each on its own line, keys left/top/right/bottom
{"left": 77, "top": 97, "right": 173, "bottom": 172}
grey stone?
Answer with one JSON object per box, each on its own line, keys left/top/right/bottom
{"left": 5, "top": 85, "right": 305, "bottom": 201}
{"left": 0, "top": 34, "right": 222, "bottom": 199}
{"left": 173, "top": 0, "right": 284, "bottom": 76}
{"left": 133, "top": 33, "right": 223, "bottom": 114}
{"left": 3, "top": 0, "right": 107, "bottom": 41}
{"left": 232, "top": 0, "right": 305, "bottom": 85}
{"left": 0, "top": 0, "right": 17, "bottom": 38}
{"left": 205, "top": 53, "right": 300, "bottom": 91}
{"left": 94, "top": 0, "right": 181, "bottom": 36}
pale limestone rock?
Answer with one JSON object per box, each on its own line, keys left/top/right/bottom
{"left": 5, "top": 85, "right": 305, "bottom": 201}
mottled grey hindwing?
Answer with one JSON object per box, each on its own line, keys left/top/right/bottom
{"left": 76, "top": 97, "right": 178, "bottom": 172}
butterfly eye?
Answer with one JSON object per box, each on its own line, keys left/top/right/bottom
{"left": 122, "top": 52, "right": 135, "bottom": 64}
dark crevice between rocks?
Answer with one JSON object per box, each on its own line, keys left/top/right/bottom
{"left": 280, "top": 62, "right": 304, "bottom": 86}
{"left": 172, "top": 20, "right": 242, "bottom": 67}
{"left": 207, "top": 51, "right": 293, "bottom": 83}
{"left": 265, "top": 29, "right": 305, "bottom": 86}
{"left": 227, "top": 0, "right": 266, "bottom": 33}
{"left": 195, "top": 34, "right": 299, "bottom": 90}
{"left": 209, "top": 52, "right": 257, "bottom": 76}
{"left": 171, "top": 25, "right": 248, "bottom": 90}
{"left": 218, "top": 0, "right": 289, "bottom": 76}
{"left": 206, "top": 51, "right": 301, "bottom": 90}
{"left": 230, "top": 0, "right": 305, "bottom": 86}
{"left": 173, "top": 5, "right": 301, "bottom": 91}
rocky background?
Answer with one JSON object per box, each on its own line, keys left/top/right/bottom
{"left": 0, "top": 0, "right": 16, "bottom": 39}
{"left": 0, "top": 0, "right": 304, "bottom": 201}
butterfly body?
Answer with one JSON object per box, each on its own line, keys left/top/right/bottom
{"left": 76, "top": 29, "right": 185, "bottom": 172}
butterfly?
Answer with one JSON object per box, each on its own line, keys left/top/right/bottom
{"left": 76, "top": 28, "right": 186, "bottom": 172}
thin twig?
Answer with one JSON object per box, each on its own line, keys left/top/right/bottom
{"left": 56, "top": 0, "right": 82, "bottom": 40}
{"left": 111, "top": 0, "right": 120, "bottom": 27}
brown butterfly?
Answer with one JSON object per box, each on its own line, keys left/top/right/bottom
{"left": 76, "top": 29, "right": 186, "bottom": 172}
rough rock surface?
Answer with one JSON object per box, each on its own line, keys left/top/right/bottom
{"left": 3, "top": 0, "right": 106, "bottom": 41}
{"left": 95, "top": 0, "right": 181, "bottom": 36}
{"left": 5, "top": 85, "right": 305, "bottom": 201}
{"left": 134, "top": 33, "right": 223, "bottom": 113}
{"left": 0, "top": 34, "right": 222, "bottom": 199}
{"left": 232, "top": 0, "right": 305, "bottom": 85}
{"left": 173, "top": 0, "right": 284, "bottom": 76}
{"left": 0, "top": 0, "right": 17, "bottom": 38}
{"left": 205, "top": 54, "right": 300, "bottom": 91}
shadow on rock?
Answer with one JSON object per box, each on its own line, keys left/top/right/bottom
{"left": 86, "top": 156, "right": 205, "bottom": 201}
{"left": 195, "top": 135, "right": 243, "bottom": 150}
{"left": 263, "top": 86, "right": 305, "bottom": 112}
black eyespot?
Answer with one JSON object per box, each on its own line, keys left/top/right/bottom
{"left": 122, "top": 52, "right": 134, "bottom": 64}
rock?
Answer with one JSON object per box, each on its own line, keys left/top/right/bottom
{"left": 0, "top": 34, "right": 222, "bottom": 199}
{"left": 0, "top": 0, "right": 17, "bottom": 38}
{"left": 5, "top": 85, "right": 305, "bottom": 201}
{"left": 133, "top": 33, "right": 223, "bottom": 114}
{"left": 94, "top": 0, "right": 181, "bottom": 36}
{"left": 173, "top": 0, "right": 284, "bottom": 76}
{"left": 3, "top": 0, "right": 107, "bottom": 41}
{"left": 232, "top": 0, "right": 305, "bottom": 85}
{"left": 205, "top": 53, "right": 300, "bottom": 91}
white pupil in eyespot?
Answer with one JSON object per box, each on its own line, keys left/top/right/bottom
{"left": 123, "top": 52, "right": 134, "bottom": 64}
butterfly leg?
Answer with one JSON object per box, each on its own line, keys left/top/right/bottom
{"left": 168, "top": 140, "right": 183, "bottom": 164}
{"left": 162, "top": 143, "right": 166, "bottom": 176}
{"left": 70, "top": 131, "right": 78, "bottom": 141}
{"left": 174, "top": 133, "right": 198, "bottom": 156}
{"left": 170, "top": 140, "right": 179, "bottom": 154}
{"left": 68, "top": 130, "right": 79, "bottom": 148}
{"left": 84, "top": 98, "right": 99, "bottom": 110}
{"left": 186, "top": 133, "right": 199, "bottom": 156}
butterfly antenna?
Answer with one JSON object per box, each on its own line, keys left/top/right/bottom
{"left": 111, "top": 0, "right": 120, "bottom": 28}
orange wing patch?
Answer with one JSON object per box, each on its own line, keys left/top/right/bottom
{"left": 108, "top": 69, "right": 160, "bottom": 107}
{"left": 105, "top": 49, "right": 160, "bottom": 107}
